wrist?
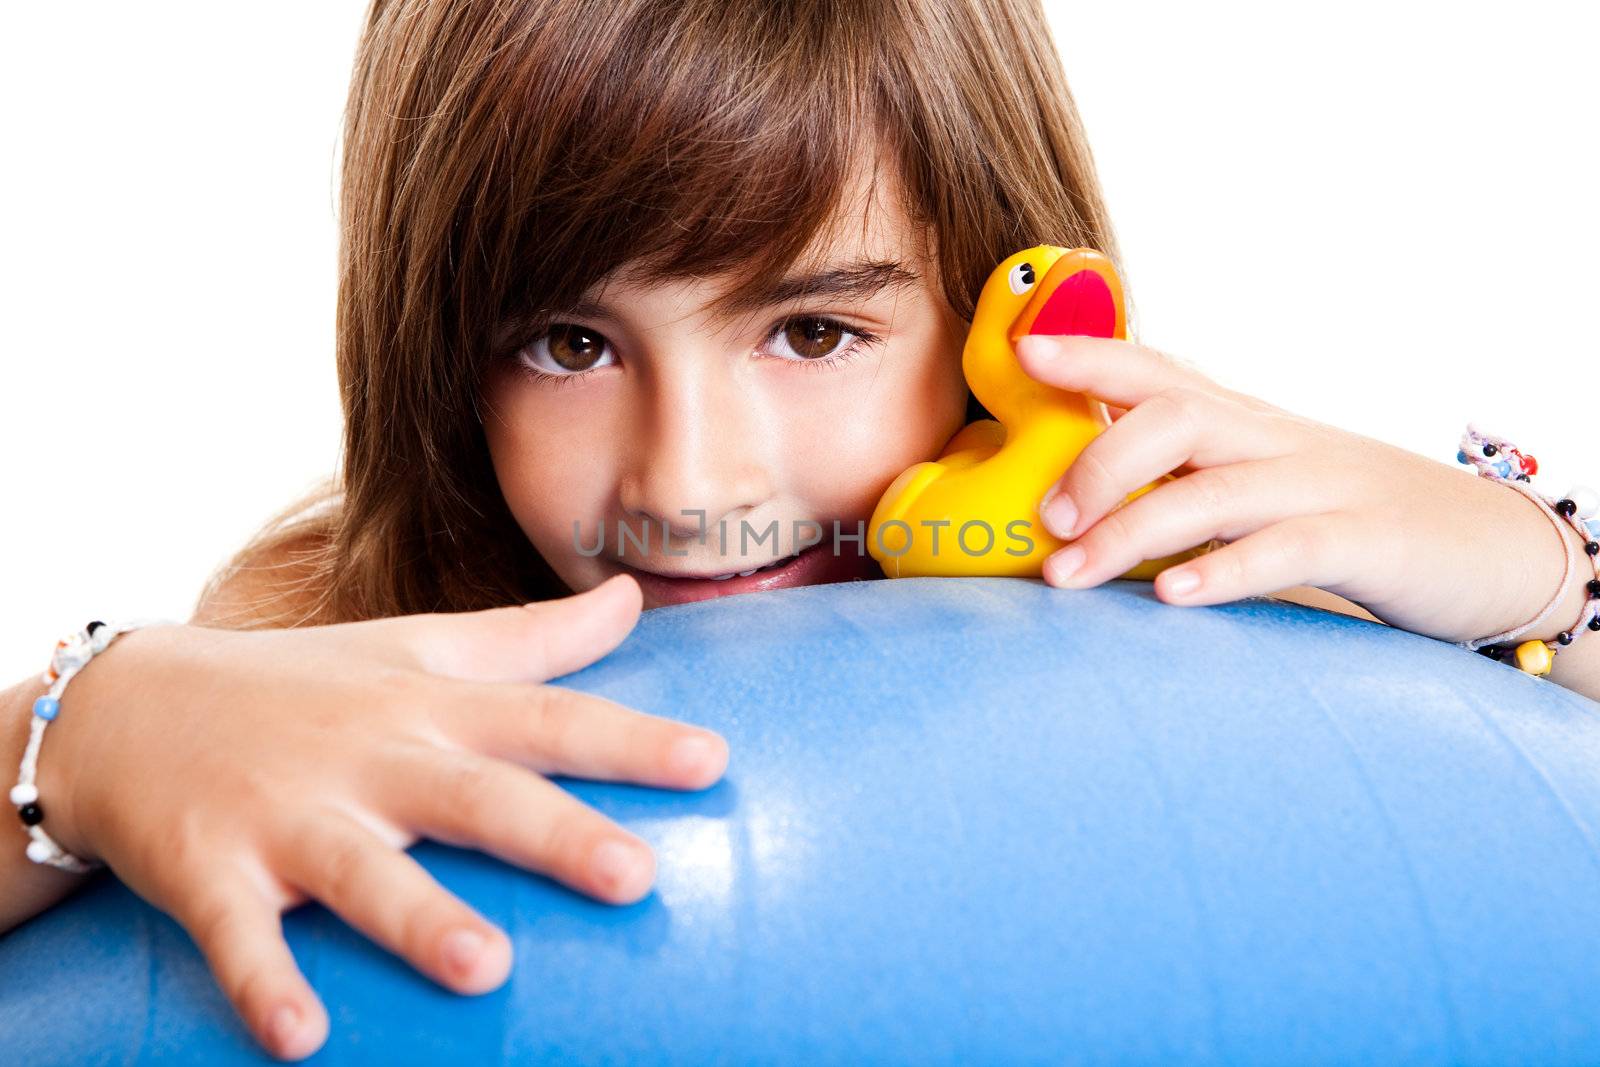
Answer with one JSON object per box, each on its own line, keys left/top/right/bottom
{"left": 4, "top": 683, "right": 57, "bottom": 866}
{"left": 19, "top": 672, "right": 100, "bottom": 866}
{"left": 11, "top": 624, "right": 172, "bottom": 869}
{"left": 1521, "top": 520, "right": 1595, "bottom": 646}
{"left": 1, "top": 681, "right": 84, "bottom": 931}
{"left": 1504, "top": 494, "right": 1591, "bottom": 647}
{"left": 1457, "top": 477, "right": 1588, "bottom": 648}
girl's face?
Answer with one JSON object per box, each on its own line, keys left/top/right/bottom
{"left": 479, "top": 165, "right": 970, "bottom": 610}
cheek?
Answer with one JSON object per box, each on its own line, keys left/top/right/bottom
{"left": 479, "top": 370, "right": 615, "bottom": 573}
{"left": 780, "top": 345, "right": 968, "bottom": 519}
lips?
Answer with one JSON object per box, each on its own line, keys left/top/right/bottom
{"left": 620, "top": 542, "right": 883, "bottom": 607}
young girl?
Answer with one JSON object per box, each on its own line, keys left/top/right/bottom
{"left": 5, "top": 0, "right": 1597, "bottom": 1060}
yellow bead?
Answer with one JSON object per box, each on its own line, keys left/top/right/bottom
{"left": 1514, "top": 640, "right": 1554, "bottom": 676}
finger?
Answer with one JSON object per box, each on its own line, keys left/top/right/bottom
{"left": 425, "top": 678, "right": 728, "bottom": 790}
{"left": 407, "top": 572, "right": 643, "bottom": 684}
{"left": 1150, "top": 513, "right": 1362, "bottom": 607}
{"left": 1015, "top": 334, "right": 1216, "bottom": 409}
{"left": 172, "top": 870, "right": 330, "bottom": 1061}
{"left": 1038, "top": 387, "right": 1295, "bottom": 540}
{"left": 376, "top": 744, "right": 658, "bottom": 904}
{"left": 1043, "top": 458, "right": 1321, "bottom": 589}
{"left": 272, "top": 812, "right": 513, "bottom": 996}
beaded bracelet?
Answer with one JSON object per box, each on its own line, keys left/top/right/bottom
{"left": 1455, "top": 424, "right": 1600, "bottom": 676}
{"left": 12, "top": 617, "right": 175, "bottom": 873}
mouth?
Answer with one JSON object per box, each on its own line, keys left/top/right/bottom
{"left": 617, "top": 542, "right": 882, "bottom": 607}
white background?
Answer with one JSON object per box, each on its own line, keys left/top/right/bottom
{"left": 2, "top": 2, "right": 1595, "bottom": 682}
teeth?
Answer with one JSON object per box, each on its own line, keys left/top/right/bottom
{"left": 700, "top": 555, "right": 797, "bottom": 581}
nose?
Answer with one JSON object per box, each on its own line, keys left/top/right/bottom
{"left": 617, "top": 363, "right": 773, "bottom": 544}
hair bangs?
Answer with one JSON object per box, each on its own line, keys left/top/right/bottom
{"left": 478, "top": 0, "right": 896, "bottom": 347}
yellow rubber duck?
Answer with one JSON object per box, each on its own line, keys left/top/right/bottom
{"left": 868, "top": 245, "right": 1208, "bottom": 579}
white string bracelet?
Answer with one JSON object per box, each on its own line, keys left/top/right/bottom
{"left": 12, "top": 617, "right": 177, "bottom": 874}
{"left": 1455, "top": 423, "right": 1600, "bottom": 676}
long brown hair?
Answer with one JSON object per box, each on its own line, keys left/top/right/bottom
{"left": 196, "top": 0, "right": 1124, "bottom": 629}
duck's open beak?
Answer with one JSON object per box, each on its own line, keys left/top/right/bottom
{"left": 1006, "top": 252, "right": 1120, "bottom": 348}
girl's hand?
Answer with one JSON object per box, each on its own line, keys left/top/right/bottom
{"left": 34, "top": 573, "right": 725, "bottom": 1061}
{"left": 1017, "top": 334, "right": 1582, "bottom": 646}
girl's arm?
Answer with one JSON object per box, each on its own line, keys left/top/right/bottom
{"left": 1273, "top": 529, "right": 1600, "bottom": 701}
{"left": 1019, "top": 333, "right": 1600, "bottom": 704}
{"left": 0, "top": 536, "right": 322, "bottom": 933}
{"left": 0, "top": 579, "right": 727, "bottom": 1061}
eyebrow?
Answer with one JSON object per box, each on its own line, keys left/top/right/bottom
{"left": 725, "top": 258, "right": 922, "bottom": 313}
{"left": 550, "top": 258, "right": 922, "bottom": 324}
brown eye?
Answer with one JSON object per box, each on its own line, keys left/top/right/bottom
{"left": 547, "top": 323, "right": 606, "bottom": 370}
{"left": 782, "top": 316, "right": 845, "bottom": 360}
{"left": 518, "top": 321, "right": 617, "bottom": 379}
{"left": 766, "top": 315, "right": 881, "bottom": 367}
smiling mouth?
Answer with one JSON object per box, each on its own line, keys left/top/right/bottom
{"left": 615, "top": 542, "right": 881, "bottom": 607}
{"left": 621, "top": 551, "right": 799, "bottom": 581}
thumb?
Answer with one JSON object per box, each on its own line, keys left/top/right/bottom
{"left": 408, "top": 573, "right": 644, "bottom": 684}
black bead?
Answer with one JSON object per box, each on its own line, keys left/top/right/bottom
{"left": 1558, "top": 631, "right": 1575, "bottom": 646}
{"left": 18, "top": 802, "right": 43, "bottom": 827}
{"left": 86, "top": 620, "right": 105, "bottom": 636}
{"left": 1483, "top": 443, "right": 1499, "bottom": 457}
{"left": 1556, "top": 499, "right": 1578, "bottom": 518}
{"left": 1588, "top": 579, "right": 1600, "bottom": 598}
{"left": 1588, "top": 542, "right": 1600, "bottom": 557}
{"left": 1591, "top": 616, "right": 1600, "bottom": 632}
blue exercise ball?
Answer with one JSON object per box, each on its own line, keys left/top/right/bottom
{"left": 4, "top": 577, "right": 1600, "bottom": 1064}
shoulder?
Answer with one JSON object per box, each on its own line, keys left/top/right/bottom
{"left": 190, "top": 533, "right": 332, "bottom": 629}
{"left": 191, "top": 495, "right": 340, "bottom": 633}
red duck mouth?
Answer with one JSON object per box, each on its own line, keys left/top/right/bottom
{"left": 1007, "top": 254, "right": 1119, "bottom": 345}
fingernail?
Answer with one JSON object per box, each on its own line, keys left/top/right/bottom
{"left": 1043, "top": 546, "right": 1085, "bottom": 585}
{"left": 1164, "top": 568, "right": 1201, "bottom": 596}
{"left": 592, "top": 839, "right": 648, "bottom": 893}
{"left": 442, "top": 928, "right": 486, "bottom": 975}
{"left": 668, "top": 734, "right": 717, "bottom": 778}
{"left": 268, "top": 1003, "right": 301, "bottom": 1055}
{"left": 1039, "top": 485, "right": 1078, "bottom": 539}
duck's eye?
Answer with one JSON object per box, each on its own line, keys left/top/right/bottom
{"left": 1008, "top": 262, "right": 1036, "bottom": 295}
{"left": 521, "top": 322, "right": 615, "bottom": 376}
